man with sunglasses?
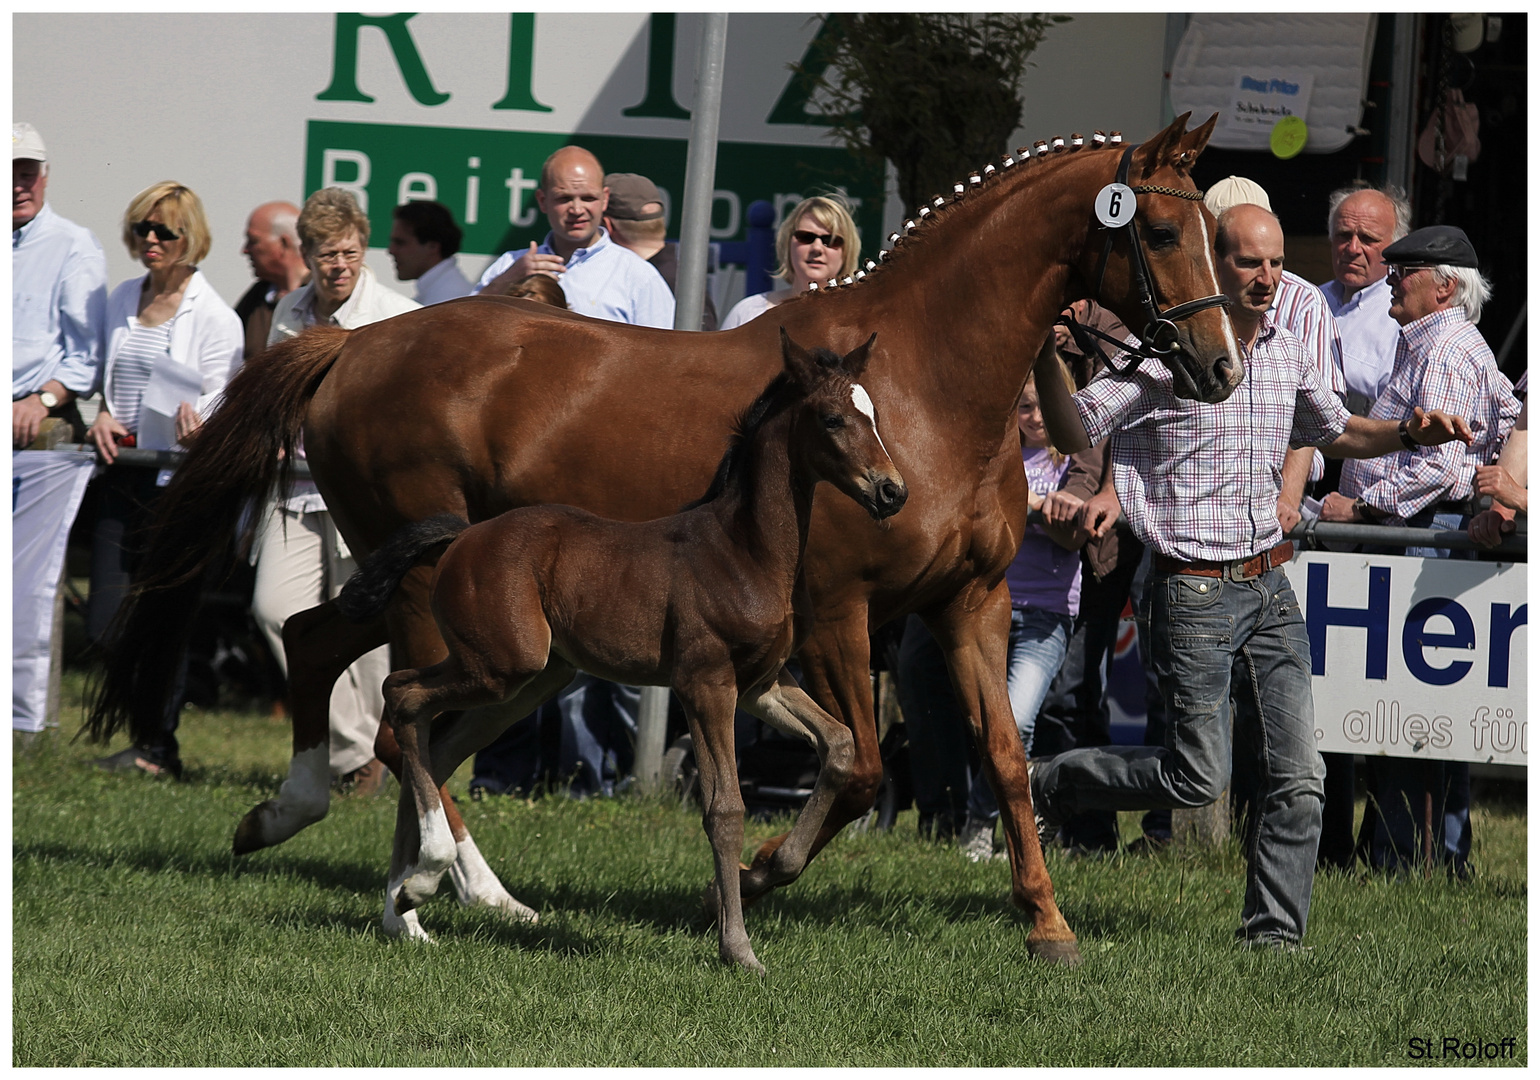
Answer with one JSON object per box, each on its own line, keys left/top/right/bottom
{"left": 13, "top": 121, "right": 106, "bottom": 449}
{"left": 1318, "top": 225, "right": 1518, "bottom": 880}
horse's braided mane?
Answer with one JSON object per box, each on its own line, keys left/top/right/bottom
{"left": 783, "top": 129, "right": 1124, "bottom": 304}
{"left": 678, "top": 346, "right": 845, "bottom": 512}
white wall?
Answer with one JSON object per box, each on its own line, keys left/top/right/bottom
{"left": 15, "top": 13, "right": 1168, "bottom": 305}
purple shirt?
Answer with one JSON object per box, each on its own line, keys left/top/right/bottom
{"left": 1076, "top": 316, "right": 1350, "bottom": 562}
{"left": 1005, "top": 448, "right": 1082, "bottom": 618}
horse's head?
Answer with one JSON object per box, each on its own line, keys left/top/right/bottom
{"left": 779, "top": 328, "right": 907, "bottom": 521}
{"left": 1080, "top": 113, "right": 1243, "bottom": 403}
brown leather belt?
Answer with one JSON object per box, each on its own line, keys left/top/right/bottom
{"left": 1152, "top": 541, "right": 1294, "bottom": 582}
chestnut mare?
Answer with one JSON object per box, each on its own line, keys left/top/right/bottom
{"left": 90, "top": 114, "right": 1239, "bottom": 966}
{"left": 338, "top": 330, "right": 905, "bottom": 970}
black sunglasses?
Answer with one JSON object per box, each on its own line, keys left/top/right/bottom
{"left": 792, "top": 228, "right": 844, "bottom": 249}
{"left": 132, "top": 220, "right": 181, "bottom": 243}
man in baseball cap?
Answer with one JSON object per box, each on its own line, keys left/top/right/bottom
{"left": 602, "top": 171, "right": 716, "bottom": 330}
{"left": 12, "top": 121, "right": 109, "bottom": 739}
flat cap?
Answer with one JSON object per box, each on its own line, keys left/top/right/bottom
{"left": 1381, "top": 225, "right": 1480, "bottom": 268}
{"left": 603, "top": 173, "right": 665, "bottom": 221}
{"left": 13, "top": 121, "right": 46, "bottom": 162}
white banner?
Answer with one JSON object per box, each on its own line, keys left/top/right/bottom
{"left": 12, "top": 451, "right": 97, "bottom": 732}
{"left": 1282, "top": 552, "right": 1527, "bottom": 766}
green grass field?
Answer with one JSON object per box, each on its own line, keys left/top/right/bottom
{"left": 13, "top": 673, "right": 1527, "bottom": 1067}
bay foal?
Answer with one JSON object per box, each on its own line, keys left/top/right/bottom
{"left": 339, "top": 330, "right": 905, "bottom": 971}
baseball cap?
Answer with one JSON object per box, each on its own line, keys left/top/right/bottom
{"left": 1203, "top": 175, "right": 1271, "bottom": 217}
{"left": 604, "top": 173, "right": 666, "bottom": 221}
{"left": 13, "top": 122, "right": 46, "bottom": 162}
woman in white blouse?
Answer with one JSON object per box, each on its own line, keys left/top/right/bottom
{"left": 718, "top": 194, "right": 862, "bottom": 330}
{"left": 89, "top": 181, "right": 242, "bottom": 778}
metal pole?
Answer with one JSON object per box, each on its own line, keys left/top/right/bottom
{"left": 671, "top": 12, "right": 729, "bottom": 335}
{"left": 636, "top": 12, "right": 729, "bottom": 794}
{"left": 1385, "top": 13, "right": 1420, "bottom": 192}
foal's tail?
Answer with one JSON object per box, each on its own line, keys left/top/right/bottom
{"left": 85, "top": 326, "right": 353, "bottom": 746}
{"left": 336, "top": 514, "right": 471, "bottom": 623}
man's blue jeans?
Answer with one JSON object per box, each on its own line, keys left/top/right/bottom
{"left": 1034, "top": 566, "right": 1325, "bottom": 944}
{"left": 968, "top": 606, "right": 1072, "bottom": 822}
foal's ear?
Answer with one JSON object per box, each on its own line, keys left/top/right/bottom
{"left": 840, "top": 333, "right": 877, "bottom": 380}
{"left": 1133, "top": 111, "right": 1190, "bottom": 180}
{"left": 779, "top": 326, "right": 820, "bottom": 389}
{"left": 1178, "top": 113, "right": 1218, "bottom": 165}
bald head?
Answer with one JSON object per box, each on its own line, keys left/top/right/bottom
{"left": 243, "top": 200, "right": 305, "bottom": 288}
{"left": 1214, "top": 204, "right": 1284, "bottom": 340}
{"left": 1328, "top": 188, "right": 1402, "bottom": 295}
{"left": 536, "top": 146, "right": 608, "bottom": 257}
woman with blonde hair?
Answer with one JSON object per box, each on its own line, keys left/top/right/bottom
{"left": 254, "top": 187, "right": 421, "bottom": 795}
{"left": 90, "top": 180, "right": 243, "bottom": 778}
{"left": 718, "top": 193, "right": 861, "bottom": 330}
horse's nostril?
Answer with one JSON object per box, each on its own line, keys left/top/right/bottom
{"left": 1213, "top": 356, "right": 1234, "bottom": 381}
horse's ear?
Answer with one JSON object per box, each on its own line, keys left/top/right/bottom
{"left": 779, "top": 326, "right": 819, "bottom": 389}
{"left": 840, "top": 333, "right": 877, "bottom": 380}
{"left": 1133, "top": 112, "right": 1190, "bottom": 180}
{"left": 1174, "top": 113, "right": 1218, "bottom": 170}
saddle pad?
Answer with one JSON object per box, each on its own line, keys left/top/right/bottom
{"left": 1168, "top": 14, "right": 1376, "bottom": 154}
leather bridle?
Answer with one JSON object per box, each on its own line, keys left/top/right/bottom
{"left": 1060, "top": 144, "right": 1231, "bottom": 381}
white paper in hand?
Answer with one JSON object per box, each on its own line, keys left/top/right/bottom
{"left": 138, "top": 355, "right": 202, "bottom": 450}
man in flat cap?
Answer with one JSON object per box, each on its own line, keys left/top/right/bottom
{"left": 602, "top": 172, "right": 716, "bottom": 330}
{"left": 1321, "top": 224, "right": 1518, "bottom": 879}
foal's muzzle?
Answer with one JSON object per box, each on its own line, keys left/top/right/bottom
{"left": 867, "top": 474, "right": 908, "bottom": 520}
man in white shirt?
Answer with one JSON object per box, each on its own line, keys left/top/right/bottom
{"left": 1319, "top": 185, "right": 1410, "bottom": 414}
{"left": 467, "top": 147, "right": 677, "bottom": 798}
{"left": 12, "top": 121, "right": 106, "bottom": 447}
{"left": 473, "top": 146, "right": 674, "bottom": 329}
{"left": 387, "top": 200, "right": 473, "bottom": 306}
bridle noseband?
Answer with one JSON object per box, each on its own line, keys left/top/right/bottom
{"left": 1061, "top": 144, "right": 1230, "bottom": 377}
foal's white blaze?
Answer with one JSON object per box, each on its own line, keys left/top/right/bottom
{"left": 850, "top": 383, "right": 889, "bottom": 456}
{"left": 1196, "top": 211, "right": 1242, "bottom": 370}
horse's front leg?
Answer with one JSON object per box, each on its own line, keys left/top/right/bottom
{"left": 743, "top": 611, "right": 881, "bottom": 901}
{"left": 927, "top": 583, "right": 1081, "bottom": 966}
{"left": 679, "top": 677, "right": 763, "bottom": 975}
{"left": 233, "top": 601, "right": 387, "bottom": 855}
{"left": 737, "top": 668, "right": 854, "bottom": 895}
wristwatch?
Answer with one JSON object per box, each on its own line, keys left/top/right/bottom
{"left": 37, "top": 390, "right": 59, "bottom": 410}
{"left": 1352, "top": 497, "right": 1378, "bottom": 523}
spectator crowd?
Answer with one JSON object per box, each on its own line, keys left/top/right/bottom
{"left": 14, "top": 119, "right": 1525, "bottom": 949}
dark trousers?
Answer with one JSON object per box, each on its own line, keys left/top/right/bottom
{"left": 87, "top": 466, "right": 184, "bottom": 761}
{"left": 1033, "top": 549, "right": 1141, "bottom": 851}
{"left": 892, "top": 615, "right": 975, "bottom": 838}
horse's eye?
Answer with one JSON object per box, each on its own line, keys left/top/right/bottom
{"left": 1147, "top": 225, "right": 1178, "bottom": 248}
{"left": 823, "top": 414, "right": 846, "bottom": 430}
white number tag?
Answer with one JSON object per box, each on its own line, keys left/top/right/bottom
{"left": 1094, "top": 183, "right": 1137, "bottom": 228}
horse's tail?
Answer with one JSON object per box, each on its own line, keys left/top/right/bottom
{"left": 84, "top": 325, "right": 353, "bottom": 745}
{"left": 336, "top": 514, "right": 471, "bottom": 623}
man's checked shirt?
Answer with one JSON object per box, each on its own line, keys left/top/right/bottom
{"left": 1340, "top": 307, "right": 1520, "bottom": 524}
{"left": 1076, "top": 315, "right": 1350, "bottom": 562}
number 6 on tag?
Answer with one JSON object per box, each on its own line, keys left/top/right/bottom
{"left": 1095, "top": 183, "right": 1137, "bottom": 228}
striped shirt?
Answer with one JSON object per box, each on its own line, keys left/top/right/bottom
{"left": 107, "top": 320, "right": 172, "bottom": 434}
{"left": 1340, "top": 308, "right": 1521, "bottom": 524}
{"left": 1076, "top": 316, "right": 1350, "bottom": 561}
{"left": 1272, "top": 270, "right": 1344, "bottom": 396}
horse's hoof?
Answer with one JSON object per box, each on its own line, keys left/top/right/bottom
{"left": 1028, "top": 937, "right": 1084, "bottom": 967}
{"left": 474, "top": 893, "right": 539, "bottom": 924}
{"left": 232, "top": 804, "right": 275, "bottom": 855}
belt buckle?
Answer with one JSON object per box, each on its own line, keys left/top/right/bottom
{"left": 1225, "top": 556, "right": 1261, "bottom": 583}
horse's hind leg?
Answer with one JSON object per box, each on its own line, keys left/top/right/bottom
{"left": 380, "top": 653, "right": 515, "bottom": 937}
{"left": 233, "top": 601, "right": 388, "bottom": 855}
{"left": 737, "top": 668, "right": 855, "bottom": 896}
{"left": 678, "top": 678, "right": 764, "bottom": 975}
